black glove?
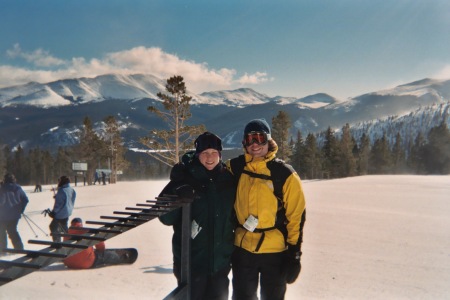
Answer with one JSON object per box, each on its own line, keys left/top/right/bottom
{"left": 42, "top": 208, "right": 55, "bottom": 218}
{"left": 283, "top": 243, "right": 302, "bottom": 284}
{"left": 175, "top": 184, "right": 195, "bottom": 202}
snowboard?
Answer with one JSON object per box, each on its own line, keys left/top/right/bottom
{"left": 94, "top": 248, "right": 138, "bottom": 268}
{"left": 107, "top": 248, "right": 138, "bottom": 264}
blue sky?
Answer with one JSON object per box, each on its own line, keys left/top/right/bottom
{"left": 1, "top": 0, "right": 449, "bottom": 100}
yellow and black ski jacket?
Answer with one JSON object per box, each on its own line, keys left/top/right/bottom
{"left": 227, "top": 146, "right": 306, "bottom": 253}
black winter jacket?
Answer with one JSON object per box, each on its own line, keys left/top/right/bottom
{"left": 159, "top": 151, "right": 236, "bottom": 276}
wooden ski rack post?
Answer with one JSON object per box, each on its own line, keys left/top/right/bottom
{"left": 0, "top": 195, "right": 185, "bottom": 289}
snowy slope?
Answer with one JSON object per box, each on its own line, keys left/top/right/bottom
{"left": 0, "top": 175, "right": 449, "bottom": 299}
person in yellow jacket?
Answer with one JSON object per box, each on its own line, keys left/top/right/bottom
{"left": 226, "top": 119, "right": 306, "bottom": 300}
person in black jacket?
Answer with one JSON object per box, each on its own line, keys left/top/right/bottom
{"left": 0, "top": 173, "right": 29, "bottom": 252}
{"left": 159, "top": 132, "right": 236, "bottom": 300}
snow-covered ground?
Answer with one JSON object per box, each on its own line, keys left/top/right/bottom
{"left": 0, "top": 175, "right": 449, "bottom": 299}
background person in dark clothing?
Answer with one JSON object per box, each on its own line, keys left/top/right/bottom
{"left": 101, "top": 172, "right": 106, "bottom": 185}
{"left": 0, "top": 173, "right": 29, "bottom": 252}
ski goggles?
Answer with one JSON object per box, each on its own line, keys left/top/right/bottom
{"left": 243, "top": 131, "right": 270, "bottom": 146}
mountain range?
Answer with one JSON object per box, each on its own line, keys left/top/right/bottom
{"left": 0, "top": 74, "right": 449, "bottom": 151}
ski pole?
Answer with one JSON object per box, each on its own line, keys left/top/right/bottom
{"left": 22, "top": 214, "right": 38, "bottom": 238}
{"left": 23, "top": 213, "right": 49, "bottom": 236}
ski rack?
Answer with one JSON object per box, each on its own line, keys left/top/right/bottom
{"left": 0, "top": 195, "right": 191, "bottom": 293}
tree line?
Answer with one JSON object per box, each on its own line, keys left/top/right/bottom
{"left": 0, "top": 115, "right": 129, "bottom": 186}
{"left": 272, "top": 110, "right": 450, "bottom": 179}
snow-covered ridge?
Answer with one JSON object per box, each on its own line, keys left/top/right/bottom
{"left": 0, "top": 73, "right": 344, "bottom": 109}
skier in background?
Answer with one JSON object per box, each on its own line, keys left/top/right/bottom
{"left": 0, "top": 173, "right": 29, "bottom": 252}
{"left": 93, "top": 171, "right": 100, "bottom": 185}
{"left": 47, "top": 176, "right": 76, "bottom": 242}
{"left": 101, "top": 171, "right": 106, "bottom": 185}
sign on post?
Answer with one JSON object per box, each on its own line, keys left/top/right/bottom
{"left": 72, "top": 162, "right": 88, "bottom": 171}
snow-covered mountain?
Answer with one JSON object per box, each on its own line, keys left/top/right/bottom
{"left": 0, "top": 74, "right": 167, "bottom": 108}
{"left": 0, "top": 74, "right": 449, "bottom": 150}
{"left": 0, "top": 74, "right": 336, "bottom": 109}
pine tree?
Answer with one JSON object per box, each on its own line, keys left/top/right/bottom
{"left": 391, "top": 132, "right": 406, "bottom": 173}
{"left": 290, "top": 130, "right": 305, "bottom": 176}
{"left": 321, "top": 127, "right": 340, "bottom": 178}
{"left": 339, "top": 123, "right": 357, "bottom": 177}
{"left": 77, "top": 117, "right": 108, "bottom": 184}
{"left": 140, "top": 75, "right": 205, "bottom": 166}
{"left": 356, "top": 133, "right": 370, "bottom": 175}
{"left": 303, "top": 133, "right": 321, "bottom": 179}
{"left": 272, "top": 111, "right": 292, "bottom": 162}
{"left": 369, "top": 133, "right": 392, "bottom": 174}
{"left": 11, "top": 145, "right": 27, "bottom": 184}
{"left": 0, "top": 144, "right": 5, "bottom": 175}
{"left": 54, "top": 147, "right": 74, "bottom": 180}
{"left": 407, "top": 132, "right": 426, "bottom": 173}
{"left": 421, "top": 122, "right": 450, "bottom": 174}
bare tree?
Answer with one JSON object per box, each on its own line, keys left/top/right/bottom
{"left": 140, "top": 75, "right": 205, "bottom": 166}
{"left": 103, "top": 116, "right": 129, "bottom": 183}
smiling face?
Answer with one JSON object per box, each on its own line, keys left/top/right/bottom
{"left": 245, "top": 141, "right": 269, "bottom": 158}
{"left": 198, "top": 148, "right": 221, "bottom": 170}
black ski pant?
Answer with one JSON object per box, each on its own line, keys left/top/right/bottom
{"left": 49, "top": 218, "right": 68, "bottom": 242}
{"left": 231, "top": 247, "right": 286, "bottom": 300}
{"left": 174, "top": 264, "right": 231, "bottom": 300}
{"left": 0, "top": 219, "right": 24, "bottom": 250}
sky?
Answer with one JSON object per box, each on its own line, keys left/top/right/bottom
{"left": 0, "top": 175, "right": 449, "bottom": 299}
{"left": 1, "top": 0, "right": 450, "bottom": 100}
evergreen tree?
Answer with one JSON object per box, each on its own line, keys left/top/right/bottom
{"left": 321, "top": 127, "right": 340, "bottom": 178}
{"left": 141, "top": 75, "right": 205, "bottom": 166}
{"left": 272, "top": 111, "right": 292, "bottom": 162}
{"left": 356, "top": 133, "right": 370, "bottom": 175}
{"left": 391, "top": 132, "right": 406, "bottom": 174}
{"left": 407, "top": 132, "right": 426, "bottom": 173}
{"left": 339, "top": 123, "right": 357, "bottom": 177}
{"left": 28, "top": 148, "right": 43, "bottom": 185}
{"left": 290, "top": 130, "right": 305, "bottom": 176}
{"left": 3, "top": 145, "right": 13, "bottom": 176}
{"left": 77, "top": 117, "right": 108, "bottom": 184}
{"left": 421, "top": 122, "right": 450, "bottom": 174}
{"left": 54, "top": 147, "right": 74, "bottom": 180}
{"left": 303, "top": 133, "right": 321, "bottom": 179}
{"left": 0, "top": 144, "right": 5, "bottom": 175}
{"left": 11, "top": 145, "right": 27, "bottom": 184}
{"left": 369, "top": 133, "right": 392, "bottom": 174}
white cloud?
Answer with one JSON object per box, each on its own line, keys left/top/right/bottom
{"left": 0, "top": 45, "right": 272, "bottom": 92}
{"left": 6, "top": 44, "right": 66, "bottom": 67}
{"left": 237, "top": 72, "right": 273, "bottom": 85}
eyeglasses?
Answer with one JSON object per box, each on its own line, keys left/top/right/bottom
{"left": 243, "top": 131, "right": 269, "bottom": 146}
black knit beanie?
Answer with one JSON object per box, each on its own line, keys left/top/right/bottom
{"left": 243, "top": 119, "right": 271, "bottom": 137}
{"left": 195, "top": 132, "right": 223, "bottom": 154}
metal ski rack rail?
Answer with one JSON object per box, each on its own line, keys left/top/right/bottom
{"left": 0, "top": 194, "right": 192, "bottom": 299}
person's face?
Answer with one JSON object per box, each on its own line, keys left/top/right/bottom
{"left": 246, "top": 141, "right": 269, "bottom": 158}
{"left": 198, "top": 148, "right": 220, "bottom": 170}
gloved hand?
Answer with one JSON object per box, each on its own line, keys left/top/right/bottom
{"left": 175, "top": 184, "right": 195, "bottom": 202}
{"left": 42, "top": 208, "right": 55, "bottom": 218}
{"left": 282, "top": 243, "right": 302, "bottom": 284}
